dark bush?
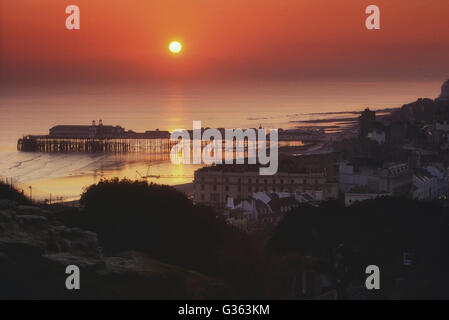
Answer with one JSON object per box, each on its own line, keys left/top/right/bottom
{"left": 79, "top": 178, "right": 288, "bottom": 298}
{"left": 0, "top": 181, "right": 33, "bottom": 205}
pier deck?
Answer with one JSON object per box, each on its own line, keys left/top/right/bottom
{"left": 17, "top": 135, "right": 176, "bottom": 153}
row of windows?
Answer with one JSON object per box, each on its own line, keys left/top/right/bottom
{"left": 199, "top": 177, "right": 324, "bottom": 183}
{"left": 198, "top": 186, "right": 329, "bottom": 201}
{"left": 198, "top": 178, "right": 325, "bottom": 185}
{"left": 200, "top": 185, "right": 333, "bottom": 194}
{"left": 200, "top": 179, "right": 325, "bottom": 191}
{"left": 201, "top": 184, "right": 319, "bottom": 192}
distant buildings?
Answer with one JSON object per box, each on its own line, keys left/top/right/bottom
{"left": 341, "top": 161, "right": 449, "bottom": 204}
{"left": 193, "top": 161, "right": 338, "bottom": 208}
{"left": 411, "top": 165, "right": 449, "bottom": 201}
{"left": 424, "top": 164, "right": 449, "bottom": 199}
{"left": 358, "top": 108, "right": 408, "bottom": 147}
{"left": 197, "top": 79, "right": 449, "bottom": 217}
{"left": 435, "top": 121, "right": 449, "bottom": 132}
{"left": 359, "top": 108, "right": 376, "bottom": 138}
{"left": 223, "top": 191, "right": 301, "bottom": 231}
{"left": 412, "top": 170, "right": 433, "bottom": 201}
{"left": 378, "top": 163, "right": 412, "bottom": 195}
{"left": 367, "top": 130, "right": 386, "bottom": 144}
{"left": 339, "top": 162, "right": 412, "bottom": 204}
{"left": 192, "top": 155, "right": 338, "bottom": 230}
{"left": 425, "top": 121, "right": 449, "bottom": 150}
{"left": 340, "top": 82, "right": 449, "bottom": 205}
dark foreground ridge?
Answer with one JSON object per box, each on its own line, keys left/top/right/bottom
{"left": 0, "top": 199, "right": 231, "bottom": 299}
{"left": 3, "top": 179, "right": 449, "bottom": 299}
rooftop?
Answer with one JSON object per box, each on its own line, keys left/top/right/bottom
{"left": 196, "top": 156, "right": 328, "bottom": 174}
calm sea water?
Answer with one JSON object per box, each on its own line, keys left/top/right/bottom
{"left": 0, "top": 81, "right": 442, "bottom": 200}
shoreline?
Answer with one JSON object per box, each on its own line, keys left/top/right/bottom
{"left": 0, "top": 106, "right": 390, "bottom": 204}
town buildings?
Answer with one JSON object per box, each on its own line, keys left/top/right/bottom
{"left": 359, "top": 108, "right": 377, "bottom": 138}
{"left": 339, "top": 162, "right": 412, "bottom": 196}
{"left": 223, "top": 191, "right": 300, "bottom": 231}
{"left": 192, "top": 79, "right": 449, "bottom": 218}
{"left": 193, "top": 161, "right": 338, "bottom": 208}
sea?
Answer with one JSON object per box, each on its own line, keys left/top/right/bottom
{"left": 0, "top": 80, "right": 442, "bottom": 201}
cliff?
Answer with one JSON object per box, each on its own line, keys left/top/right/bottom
{"left": 0, "top": 200, "right": 231, "bottom": 299}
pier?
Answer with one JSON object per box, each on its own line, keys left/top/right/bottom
{"left": 17, "top": 135, "right": 175, "bottom": 153}
{"left": 16, "top": 135, "right": 269, "bottom": 154}
{"left": 17, "top": 120, "right": 175, "bottom": 153}
{"left": 17, "top": 120, "right": 305, "bottom": 154}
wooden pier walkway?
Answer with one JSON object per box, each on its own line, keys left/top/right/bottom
{"left": 17, "top": 135, "right": 176, "bottom": 153}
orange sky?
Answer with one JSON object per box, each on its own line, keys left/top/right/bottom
{"left": 1, "top": 0, "right": 449, "bottom": 84}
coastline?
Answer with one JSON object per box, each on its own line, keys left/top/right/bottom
{"left": 0, "top": 106, "right": 396, "bottom": 203}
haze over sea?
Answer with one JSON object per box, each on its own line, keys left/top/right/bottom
{"left": 0, "top": 81, "right": 442, "bottom": 201}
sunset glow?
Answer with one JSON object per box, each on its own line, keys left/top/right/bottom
{"left": 1, "top": 0, "right": 449, "bottom": 84}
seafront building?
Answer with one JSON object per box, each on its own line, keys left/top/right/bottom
{"left": 193, "top": 161, "right": 338, "bottom": 208}
{"left": 339, "top": 162, "right": 412, "bottom": 195}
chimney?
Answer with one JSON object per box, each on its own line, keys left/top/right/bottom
{"left": 92, "top": 120, "right": 96, "bottom": 126}
{"left": 99, "top": 119, "right": 103, "bottom": 126}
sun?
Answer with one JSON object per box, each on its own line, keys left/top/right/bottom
{"left": 169, "top": 41, "right": 182, "bottom": 54}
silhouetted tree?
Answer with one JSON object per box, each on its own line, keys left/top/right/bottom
{"left": 0, "top": 181, "right": 33, "bottom": 205}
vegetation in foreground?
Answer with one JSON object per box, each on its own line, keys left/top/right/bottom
{"left": 76, "top": 178, "right": 292, "bottom": 298}
{"left": 2, "top": 179, "right": 449, "bottom": 299}
{"left": 0, "top": 180, "right": 33, "bottom": 205}
{"left": 271, "top": 198, "right": 449, "bottom": 298}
